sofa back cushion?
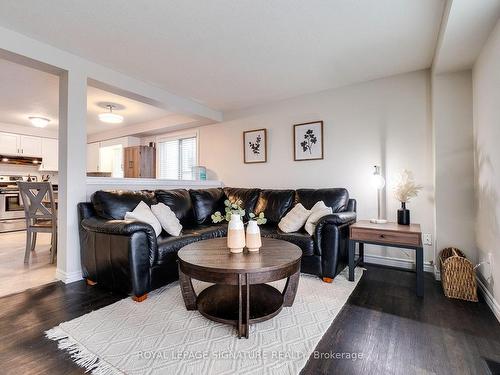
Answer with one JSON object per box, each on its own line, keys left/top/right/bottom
{"left": 254, "top": 189, "right": 294, "bottom": 224}
{"left": 190, "top": 188, "right": 226, "bottom": 225}
{"left": 295, "top": 188, "right": 349, "bottom": 213}
{"left": 91, "top": 190, "right": 156, "bottom": 220}
{"left": 223, "top": 187, "right": 261, "bottom": 220}
{"left": 155, "top": 189, "right": 195, "bottom": 227}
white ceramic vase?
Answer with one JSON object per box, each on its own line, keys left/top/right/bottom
{"left": 227, "top": 213, "right": 245, "bottom": 253}
{"left": 246, "top": 220, "right": 262, "bottom": 252}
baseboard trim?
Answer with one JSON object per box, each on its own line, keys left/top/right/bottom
{"left": 55, "top": 268, "right": 83, "bottom": 284}
{"left": 434, "top": 268, "right": 441, "bottom": 281}
{"left": 363, "top": 253, "right": 434, "bottom": 273}
{"left": 476, "top": 276, "right": 500, "bottom": 323}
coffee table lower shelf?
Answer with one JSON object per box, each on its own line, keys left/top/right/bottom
{"left": 197, "top": 284, "right": 284, "bottom": 328}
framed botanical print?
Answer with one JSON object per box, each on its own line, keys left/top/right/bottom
{"left": 293, "top": 121, "right": 324, "bottom": 161}
{"left": 243, "top": 128, "right": 267, "bottom": 163}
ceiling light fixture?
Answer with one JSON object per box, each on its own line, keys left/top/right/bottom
{"left": 29, "top": 116, "right": 50, "bottom": 128}
{"left": 98, "top": 105, "right": 124, "bottom": 124}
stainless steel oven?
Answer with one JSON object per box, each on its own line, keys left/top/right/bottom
{"left": 0, "top": 174, "right": 35, "bottom": 221}
{"left": 0, "top": 192, "right": 25, "bottom": 220}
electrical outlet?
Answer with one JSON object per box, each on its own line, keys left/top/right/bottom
{"left": 423, "top": 233, "right": 432, "bottom": 246}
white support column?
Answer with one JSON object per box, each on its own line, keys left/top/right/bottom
{"left": 56, "top": 69, "right": 87, "bottom": 283}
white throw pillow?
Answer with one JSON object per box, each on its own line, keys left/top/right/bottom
{"left": 124, "top": 201, "right": 162, "bottom": 237}
{"left": 151, "top": 203, "right": 182, "bottom": 236}
{"left": 278, "top": 203, "right": 311, "bottom": 233}
{"left": 305, "top": 201, "right": 333, "bottom": 236}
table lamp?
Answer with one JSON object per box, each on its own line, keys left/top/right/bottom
{"left": 370, "top": 165, "right": 387, "bottom": 224}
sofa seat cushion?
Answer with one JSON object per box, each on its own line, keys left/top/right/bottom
{"left": 254, "top": 189, "right": 294, "bottom": 224}
{"left": 295, "top": 188, "right": 349, "bottom": 213}
{"left": 155, "top": 189, "right": 195, "bottom": 228}
{"left": 223, "top": 187, "right": 261, "bottom": 220}
{"left": 260, "top": 226, "right": 316, "bottom": 256}
{"left": 155, "top": 225, "right": 227, "bottom": 264}
{"left": 91, "top": 190, "right": 156, "bottom": 220}
{"left": 190, "top": 188, "right": 225, "bottom": 225}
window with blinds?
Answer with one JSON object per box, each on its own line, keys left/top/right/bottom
{"left": 157, "top": 136, "right": 197, "bottom": 180}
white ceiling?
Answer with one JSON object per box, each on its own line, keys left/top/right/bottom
{"left": 86, "top": 87, "right": 172, "bottom": 134}
{"left": 433, "top": 0, "right": 500, "bottom": 73}
{"left": 0, "top": 58, "right": 174, "bottom": 134}
{"left": 0, "top": 0, "right": 446, "bottom": 112}
{"left": 0, "top": 58, "right": 59, "bottom": 130}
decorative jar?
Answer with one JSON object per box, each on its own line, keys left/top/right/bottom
{"left": 227, "top": 213, "right": 245, "bottom": 253}
{"left": 246, "top": 220, "right": 262, "bottom": 252}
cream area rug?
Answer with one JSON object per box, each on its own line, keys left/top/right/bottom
{"left": 46, "top": 267, "right": 363, "bottom": 375}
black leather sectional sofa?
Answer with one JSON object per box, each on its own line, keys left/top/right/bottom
{"left": 78, "top": 187, "right": 356, "bottom": 300}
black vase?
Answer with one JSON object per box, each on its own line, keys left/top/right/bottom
{"left": 398, "top": 202, "right": 410, "bottom": 225}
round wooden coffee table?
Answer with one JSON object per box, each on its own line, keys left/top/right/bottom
{"left": 177, "top": 237, "right": 302, "bottom": 338}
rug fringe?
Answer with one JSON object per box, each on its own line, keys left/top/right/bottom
{"left": 45, "top": 326, "right": 119, "bottom": 375}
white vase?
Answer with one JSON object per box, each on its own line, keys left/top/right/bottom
{"left": 227, "top": 213, "right": 245, "bottom": 253}
{"left": 246, "top": 220, "right": 262, "bottom": 252}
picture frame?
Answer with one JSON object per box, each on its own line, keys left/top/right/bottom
{"left": 243, "top": 128, "right": 267, "bottom": 163}
{"left": 293, "top": 121, "right": 324, "bottom": 161}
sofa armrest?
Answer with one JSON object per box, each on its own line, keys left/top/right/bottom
{"left": 313, "top": 212, "right": 356, "bottom": 279}
{"left": 81, "top": 217, "right": 158, "bottom": 264}
{"left": 82, "top": 217, "right": 152, "bottom": 236}
{"left": 315, "top": 212, "right": 356, "bottom": 233}
{"left": 80, "top": 217, "right": 157, "bottom": 297}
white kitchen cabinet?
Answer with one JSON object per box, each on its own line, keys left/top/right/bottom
{"left": 20, "top": 135, "right": 42, "bottom": 157}
{"left": 87, "top": 142, "right": 100, "bottom": 172}
{"left": 0, "top": 132, "right": 42, "bottom": 157}
{"left": 40, "top": 138, "right": 58, "bottom": 171}
{"left": 0, "top": 132, "right": 19, "bottom": 155}
{"left": 99, "top": 144, "right": 124, "bottom": 177}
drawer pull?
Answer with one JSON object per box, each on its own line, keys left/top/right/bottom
{"left": 379, "top": 234, "right": 385, "bottom": 238}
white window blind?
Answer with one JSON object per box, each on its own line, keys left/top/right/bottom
{"left": 158, "top": 136, "right": 197, "bottom": 180}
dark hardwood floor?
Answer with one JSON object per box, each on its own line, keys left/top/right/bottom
{"left": 302, "top": 264, "right": 500, "bottom": 375}
{"left": 0, "top": 264, "right": 499, "bottom": 375}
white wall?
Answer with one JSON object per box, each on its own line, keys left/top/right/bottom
{"left": 199, "top": 70, "right": 435, "bottom": 265}
{"left": 473, "top": 18, "right": 500, "bottom": 309}
{"left": 432, "top": 71, "right": 475, "bottom": 261}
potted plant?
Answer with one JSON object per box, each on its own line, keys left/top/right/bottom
{"left": 393, "top": 169, "right": 422, "bottom": 225}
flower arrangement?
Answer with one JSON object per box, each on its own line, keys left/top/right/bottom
{"left": 393, "top": 169, "right": 423, "bottom": 203}
{"left": 211, "top": 199, "right": 267, "bottom": 225}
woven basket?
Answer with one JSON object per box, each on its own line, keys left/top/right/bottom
{"left": 439, "top": 247, "right": 478, "bottom": 302}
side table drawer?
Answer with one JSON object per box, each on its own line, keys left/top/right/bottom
{"left": 351, "top": 227, "right": 421, "bottom": 247}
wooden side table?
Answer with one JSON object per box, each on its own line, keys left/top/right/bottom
{"left": 348, "top": 220, "right": 424, "bottom": 297}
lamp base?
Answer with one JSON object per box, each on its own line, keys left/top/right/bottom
{"left": 370, "top": 218, "right": 388, "bottom": 224}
